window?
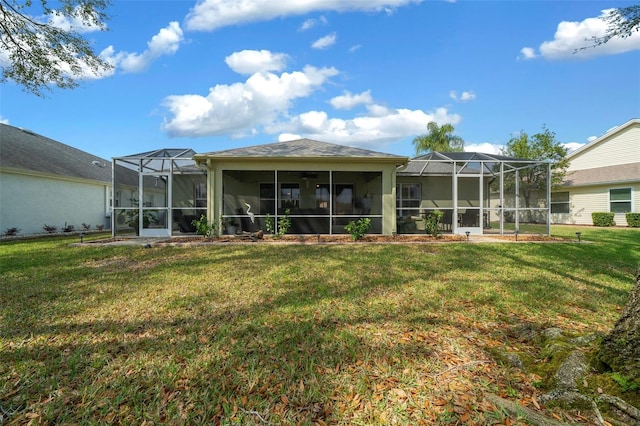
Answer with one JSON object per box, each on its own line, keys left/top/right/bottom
{"left": 610, "top": 188, "right": 631, "bottom": 213}
{"left": 334, "top": 184, "right": 353, "bottom": 214}
{"left": 551, "top": 191, "right": 570, "bottom": 214}
{"left": 396, "top": 183, "right": 421, "bottom": 217}
{"left": 316, "top": 184, "right": 330, "bottom": 209}
{"left": 260, "top": 183, "right": 275, "bottom": 215}
{"left": 280, "top": 183, "right": 300, "bottom": 209}
{"left": 194, "top": 182, "right": 207, "bottom": 208}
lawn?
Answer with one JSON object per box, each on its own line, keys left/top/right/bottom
{"left": 1, "top": 226, "right": 638, "bottom": 424}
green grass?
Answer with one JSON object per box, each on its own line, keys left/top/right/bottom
{"left": 1, "top": 226, "right": 638, "bottom": 424}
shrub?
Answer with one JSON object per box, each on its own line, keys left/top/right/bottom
{"left": 265, "top": 210, "right": 291, "bottom": 238}
{"left": 344, "top": 218, "right": 371, "bottom": 241}
{"left": 82, "top": 223, "right": 91, "bottom": 231}
{"left": 192, "top": 214, "right": 218, "bottom": 238}
{"left": 43, "top": 224, "right": 57, "bottom": 233}
{"left": 4, "top": 227, "right": 20, "bottom": 236}
{"left": 592, "top": 212, "right": 615, "bottom": 227}
{"left": 96, "top": 224, "right": 105, "bottom": 231}
{"left": 62, "top": 223, "right": 75, "bottom": 232}
{"left": 424, "top": 210, "right": 444, "bottom": 238}
{"left": 625, "top": 213, "right": 640, "bottom": 228}
{"left": 265, "top": 214, "right": 275, "bottom": 235}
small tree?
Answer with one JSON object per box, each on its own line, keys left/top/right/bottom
{"left": 413, "top": 121, "right": 464, "bottom": 155}
{"left": 501, "top": 125, "right": 569, "bottom": 209}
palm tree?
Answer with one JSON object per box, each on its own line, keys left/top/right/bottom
{"left": 413, "top": 121, "right": 464, "bottom": 155}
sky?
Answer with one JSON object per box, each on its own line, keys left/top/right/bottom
{"left": 1, "top": 0, "right": 639, "bottom": 160}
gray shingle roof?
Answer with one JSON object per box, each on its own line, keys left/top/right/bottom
{"left": 0, "top": 123, "right": 111, "bottom": 183}
{"left": 197, "top": 138, "right": 407, "bottom": 160}
{"left": 562, "top": 163, "right": 640, "bottom": 187}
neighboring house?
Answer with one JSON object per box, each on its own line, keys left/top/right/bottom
{"left": 113, "top": 139, "right": 550, "bottom": 237}
{"left": 0, "top": 123, "right": 112, "bottom": 235}
{"left": 552, "top": 119, "right": 640, "bottom": 226}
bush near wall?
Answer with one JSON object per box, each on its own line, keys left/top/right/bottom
{"left": 626, "top": 213, "right": 640, "bottom": 227}
{"left": 592, "top": 212, "right": 615, "bottom": 227}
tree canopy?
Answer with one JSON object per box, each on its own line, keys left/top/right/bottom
{"left": 0, "top": 0, "right": 112, "bottom": 96}
{"left": 579, "top": 4, "right": 640, "bottom": 51}
{"left": 501, "top": 126, "right": 568, "bottom": 208}
{"left": 413, "top": 121, "right": 464, "bottom": 155}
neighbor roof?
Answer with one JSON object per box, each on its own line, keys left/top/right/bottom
{"left": 0, "top": 123, "right": 111, "bottom": 183}
{"left": 196, "top": 138, "right": 408, "bottom": 162}
{"left": 562, "top": 163, "right": 640, "bottom": 187}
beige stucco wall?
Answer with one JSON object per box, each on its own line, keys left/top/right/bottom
{"left": 202, "top": 159, "right": 400, "bottom": 235}
{"left": 0, "top": 170, "right": 110, "bottom": 235}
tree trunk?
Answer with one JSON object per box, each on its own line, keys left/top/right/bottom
{"left": 597, "top": 269, "right": 640, "bottom": 381}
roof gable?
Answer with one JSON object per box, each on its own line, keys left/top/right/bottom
{"left": 197, "top": 138, "right": 407, "bottom": 160}
{"left": 0, "top": 124, "right": 111, "bottom": 183}
{"left": 568, "top": 118, "right": 640, "bottom": 161}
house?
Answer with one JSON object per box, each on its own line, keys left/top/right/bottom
{"left": 0, "top": 123, "right": 112, "bottom": 235}
{"left": 113, "top": 139, "right": 550, "bottom": 237}
{"left": 552, "top": 119, "right": 640, "bottom": 226}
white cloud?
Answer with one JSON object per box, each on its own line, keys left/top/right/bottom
{"left": 47, "top": 6, "right": 105, "bottom": 33}
{"left": 519, "top": 47, "right": 537, "bottom": 60}
{"left": 116, "top": 21, "right": 184, "bottom": 73}
{"left": 161, "top": 65, "right": 339, "bottom": 137}
{"left": 185, "top": 0, "right": 423, "bottom": 31}
{"left": 449, "top": 90, "right": 476, "bottom": 102}
{"left": 312, "top": 33, "right": 337, "bottom": 49}
{"left": 564, "top": 142, "right": 585, "bottom": 152}
{"left": 330, "top": 90, "right": 373, "bottom": 110}
{"left": 279, "top": 133, "right": 302, "bottom": 141}
{"left": 225, "top": 50, "right": 289, "bottom": 74}
{"left": 464, "top": 143, "right": 502, "bottom": 155}
{"left": 520, "top": 9, "right": 640, "bottom": 60}
{"left": 0, "top": 115, "right": 9, "bottom": 124}
{"left": 587, "top": 135, "right": 597, "bottom": 142}
{"left": 268, "top": 106, "right": 461, "bottom": 148}
{"left": 299, "top": 16, "right": 327, "bottom": 31}
{"left": 349, "top": 44, "right": 362, "bottom": 53}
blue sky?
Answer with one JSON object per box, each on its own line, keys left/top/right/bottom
{"left": 2, "top": 0, "right": 639, "bottom": 160}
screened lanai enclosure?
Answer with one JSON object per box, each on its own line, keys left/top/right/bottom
{"left": 396, "top": 152, "right": 551, "bottom": 235}
{"left": 112, "top": 149, "right": 207, "bottom": 237}
{"left": 221, "top": 170, "right": 384, "bottom": 235}
{"left": 111, "top": 144, "right": 551, "bottom": 238}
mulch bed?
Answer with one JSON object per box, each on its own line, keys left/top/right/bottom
{"left": 85, "top": 233, "right": 567, "bottom": 245}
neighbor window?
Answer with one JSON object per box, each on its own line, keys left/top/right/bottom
{"left": 610, "top": 188, "right": 632, "bottom": 213}
{"left": 551, "top": 191, "right": 570, "bottom": 214}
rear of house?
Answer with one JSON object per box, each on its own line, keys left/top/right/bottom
{"left": 0, "top": 124, "right": 112, "bottom": 236}
{"left": 113, "top": 139, "right": 551, "bottom": 237}
{"left": 552, "top": 119, "right": 640, "bottom": 226}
